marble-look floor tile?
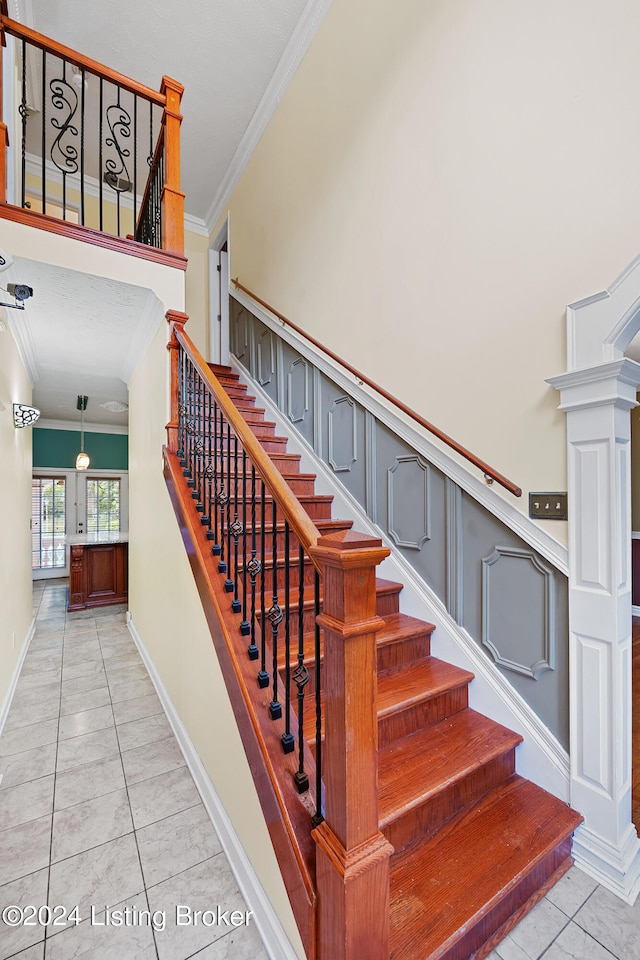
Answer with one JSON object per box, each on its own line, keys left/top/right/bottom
{"left": 112, "top": 692, "right": 163, "bottom": 726}
{"left": 60, "top": 671, "right": 108, "bottom": 700}
{"left": 54, "top": 755, "right": 125, "bottom": 811}
{"left": 15, "top": 668, "right": 62, "bottom": 692}
{"left": 105, "top": 663, "right": 149, "bottom": 686}
{"left": 0, "top": 742, "right": 57, "bottom": 789}
{"left": 60, "top": 655, "right": 104, "bottom": 682}
{"left": 0, "top": 719, "right": 59, "bottom": 758}
{"left": 1, "top": 774, "right": 55, "bottom": 830}
{"left": 9, "top": 682, "right": 61, "bottom": 709}
{"left": 48, "top": 834, "right": 144, "bottom": 919}
{"left": 494, "top": 896, "right": 569, "bottom": 959}
{"left": 546, "top": 866, "right": 600, "bottom": 918}
{"left": 574, "top": 882, "right": 640, "bottom": 959}
{"left": 128, "top": 766, "right": 200, "bottom": 829}
{"left": 56, "top": 726, "right": 120, "bottom": 773}
{"left": 61, "top": 659, "right": 106, "bottom": 682}
{"left": 116, "top": 712, "right": 172, "bottom": 752}
{"left": 20, "top": 652, "right": 62, "bottom": 675}
{"left": 64, "top": 619, "right": 98, "bottom": 635}
{"left": 0, "top": 814, "right": 52, "bottom": 886}
{"left": 148, "top": 856, "right": 251, "bottom": 960}
{"left": 0, "top": 868, "right": 48, "bottom": 960}
{"left": 136, "top": 803, "right": 222, "bottom": 887}
{"left": 51, "top": 788, "right": 133, "bottom": 863}
{"left": 60, "top": 686, "right": 111, "bottom": 717}
{"left": 109, "top": 678, "right": 156, "bottom": 703}
{"left": 542, "top": 920, "right": 618, "bottom": 959}
{"left": 102, "top": 651, "right": 142, "bottom": 672}
{"left": 3, "top": 697, "right": 60, "bottom": 732}
{"left": 121, "top": 736, "right": 186, "bottom": 786}
{"left": 194, "top": 924, "right": 268, "bottom": 960}
{"left": 44, "top": 891, "right": 156, "bottom": 959}
{"left": 10, "top": 943, "right": 45, "bottom": 960}
{"left": 58, "top": 705, "right": 114, "bottom": 741}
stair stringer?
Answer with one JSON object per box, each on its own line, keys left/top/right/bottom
{"left": 226, "top": 354, "right": 571, "bottom": 805}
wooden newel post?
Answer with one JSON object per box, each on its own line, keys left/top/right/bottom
{"left": 309, "top": 529, "right": 394, "bottom": 960}
{"left": 160, "top": 75, "right": 185, "bottom": 257}
{"left": 166, "top": 309, "right": 188, "bottom": 453}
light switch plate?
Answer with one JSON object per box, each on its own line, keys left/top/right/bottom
{"left": 529, "top": 492, "right": 567, "bottom": 520}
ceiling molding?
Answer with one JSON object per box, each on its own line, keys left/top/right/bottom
{"left": 36, "top": 418, "right": 128, "bottom": 435}
{"left": 119, "top": 290, "right": 165, "bottom": 384}
{"left": 205, "top": 0, "right": 334, "bottom": 233}
{"left": 3, "top": 262, "right": 41, "bottom": 384}
{"left": 184, "top": 214, "right": 209, "bottom": 238}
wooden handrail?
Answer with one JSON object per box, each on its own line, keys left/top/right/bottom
{"left": 174, "top": 324, "right": 323, "bottom": 568}
{"left": 0, "top": 14, "right": 165, "bottom": 104}
{"left": 232, "top": 279, "right": 523, "bottom": 498}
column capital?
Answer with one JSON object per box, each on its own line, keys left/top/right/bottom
{"left": 547, "top": 358, "right": 640, "bottom": 413}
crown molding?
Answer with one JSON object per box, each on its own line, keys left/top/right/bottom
{"left": 206, "top": 0, "right": 334, "bottom": 233}
{"left": 36, "top": 418, "right": 128, "bottom": 435}
{"left": 184, "top": 213, "right": 209, "bottom": 238}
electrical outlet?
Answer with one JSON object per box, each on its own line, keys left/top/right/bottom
{"left": 529, "top": 492, "right": 567, "bottom": 520}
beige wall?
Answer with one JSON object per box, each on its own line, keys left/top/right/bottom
{"left": 0, "top": 316, "right": 34, "bottom": 709}
{"left": 220, "top": 0, "right": 640, "bottom": 539}
{"left": 127, "top": 318, "right": 304, "bottom": 958}
{"left": 184, "top": 228, "right": 210, "bottom": 358}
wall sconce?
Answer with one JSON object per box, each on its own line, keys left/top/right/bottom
{"left": 75, "top": 395, "right": 90, "bottom": 470}
{"left": 13, "top": 403, "right": 41, "bottom": 427}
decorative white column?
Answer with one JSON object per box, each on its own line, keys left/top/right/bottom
{"left": 548, "top": 359, "right": 640, "bottom": 903}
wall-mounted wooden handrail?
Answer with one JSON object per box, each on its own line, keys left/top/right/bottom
{"left": 232, "top": 279, "right": 523, "bottom": 498}
{"left": 0, "top": 13, "right": 165, "bottom": 104}
{"left": 174, "top": 324, "right": 323, "bottom": 567}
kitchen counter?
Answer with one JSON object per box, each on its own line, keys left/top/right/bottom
{"left": 67, "top": 536, "right": 128, "bottom": 612}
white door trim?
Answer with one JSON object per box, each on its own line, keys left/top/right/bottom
{"left": 209, "top": 218, "right": 230, "bottom": 365}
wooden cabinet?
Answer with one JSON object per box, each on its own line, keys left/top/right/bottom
{"left": 68, "top": 541, "right": 128, "bottom": 611}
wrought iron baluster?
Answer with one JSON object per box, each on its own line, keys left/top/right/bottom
{"left": 211, "top": 401, "right": 221, "bottom": 555}
{"left": 224, "top": 423, "right": 233, "bottom": 592}
{"left": 203, "top": 389, "right": 213, "bottom": 535}
{"left": 257, "top": 483, "right": 269, "bottom": 688}
{"left": 177, "top": 345, "right": 186, "bottom": 465}
{"left": 20, "top": 39, "right": 26, "bottom": 210}
{"left": 312, "top": 570, "right": 324, "bottom": 825}
{"left": 294, "top": 545, "right": 310, "bottom": 792}
{"left": 41, "top": 49, "right": 46, "bottom": 215}
{"left": 99, "top": 77, "right": 103, "bottom": 232}
{"left": 80, "top": 66, "right": 85, "bottom": 225}
{"left": 230, "top": 434, "right": 242, "bottom": 611}
{"left": 133, "top": 94, "right": 138, "bottom": 240}
{"left": 268, "top": 498, "right": 282, "bottom": 721}
{"left": 193, "top": 376, "right": 205, "bottom": 511}
{"left": 239, "top": 451, "right": 250, "bottom": 635}
{"left": 247, "top": 465, "right": 259, "bottom": 660}
{"left": 281, "top": 522, "right": 294, "bottom": 753}
{"left": 216, "top": 408, "right": 227, "bottom": 574}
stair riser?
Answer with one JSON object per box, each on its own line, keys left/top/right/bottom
{"left": 249, "top": 423, "right": 277, "bottom": 438}
{"left": 376, "top": 586, "right": 402, "bottom": 617}
{"left": 238, "top": 409, "right": 267, "bottom": 423}
{"left": 254, "top": 586, "right": 402, "bottom": 637}
{"left": 215, "top": 499, "right": 333, "bottom": 523}
{"left": 377, "top": 635, "right": 432, "bottom": 671}
{"left": 378, "top": 684, "right": 469, "bottom": 748}
{"left": 384, "top": 752, "right": 517, "bottom": 857}
{"left": 434, "top": 845, "right": 573, "bottom": 960}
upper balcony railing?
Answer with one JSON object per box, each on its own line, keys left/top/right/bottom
{"left": 0, "top": 4, "right": 185, "bottom": 265}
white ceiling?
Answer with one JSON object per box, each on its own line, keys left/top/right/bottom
{"left": 3, "top": 0, "right": 328, "bottom": 429}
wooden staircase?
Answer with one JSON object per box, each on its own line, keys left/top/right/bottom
{"left": 206, "top": 361, "right": 582, "bottom": 960}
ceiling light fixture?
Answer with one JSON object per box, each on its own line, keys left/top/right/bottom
{"left": 13, "top": 403, "right": 40, "bottom": 427}
{"left": 75, "top": 395, "right": 90, "bottom": 470}
{"left": 99, "top": 400, "right": 128, "bottom": 413}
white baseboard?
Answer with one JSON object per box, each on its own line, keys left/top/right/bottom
{"left": 127, "top": 615, "right": 301, "bottom": 960}
{"left": 572, "top": 822, "right": 640, "bottom": 905}
{"left": 0, "top": 618, "right": 36, "bottom": 739}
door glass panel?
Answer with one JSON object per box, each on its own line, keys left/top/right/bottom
{"left": 86, "top": 478, "right": 121, "bottom": 536}
{"left": 32, "top": 477, "right": 66, "bottom": 569}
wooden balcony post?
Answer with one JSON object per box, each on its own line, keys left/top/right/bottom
{"left": 166, "top": 309, "right": 189, "bottom": 453}
{"left": 0, "top": 5, "right": 8, "bottom": 204}
{"left": 160, "top": 76, "right": 185, "bottom": 257}
{"left": 309, "top": 529, "right": 393, "bottom": 960}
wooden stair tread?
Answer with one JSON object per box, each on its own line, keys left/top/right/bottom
{"left": 377, "top": 657, "right": 474, "bottom": 718}
{"left": 378, "top": 709, "right": 521, "bottom": 825}
{"left": 376, "top": 612, "right": 435, "bottom": 649}
{"left": 389, "top": 776, "right": 582, "bottom": 960}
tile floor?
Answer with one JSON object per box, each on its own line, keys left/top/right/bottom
{"left": 2, "top": 581, "right": 640, "bottom": 960}
{"left": 0, "top": 579, "right": 268, "bottom": 960}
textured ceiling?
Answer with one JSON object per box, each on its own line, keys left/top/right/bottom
{"left": 22, "top": 0, "right": 311, "bottom": 221}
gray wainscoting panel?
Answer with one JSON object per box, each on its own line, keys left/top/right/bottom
{"left": 462, "top": 491, "right": 569, "bottom": 746}
{"left": 319, "top": 372, "right": 367, "bottom": 505}
{"left": 375, "top": 421, "right": 447, "bottom": 602}
{"left": 229, "top": 294, "right": 569, "bottom": 749}
{"left": 278, "top": 339, "right": 315, "bottom": 448}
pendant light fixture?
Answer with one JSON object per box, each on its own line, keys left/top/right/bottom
{"left": 75, "top": 395, "right": 90, "bottom": 470}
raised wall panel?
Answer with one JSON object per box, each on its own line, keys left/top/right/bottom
{"left": 328, "top": 396, "right": 357, "bottom": 472}
{"left": 287, "top": 357, "right": 309, "bottom": 424}
{"left": 575, "top": 634, "right": 611, "bottom": 794}
{"left": 257, "top": 327, "right": 276, "bottom": 387}
{"left": 231, "top": 300, "right": 250, "bottom": 365}
{"left": 573, "top": 443, "right": 609, "bottom": 591}
{"left": 618, "top": 443, "right": 629, "bottom": 591}
{"left": 446, "top": 479, "right": 463, "bottom": 621}
{"left": 481, "top": 547, "right": 555, "bottom": 679}
{"left": 387, "top": 455, "right": 431, "bottom": 550}
{"left": 321, "top": 373, "right": 367, "bottom": 505}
